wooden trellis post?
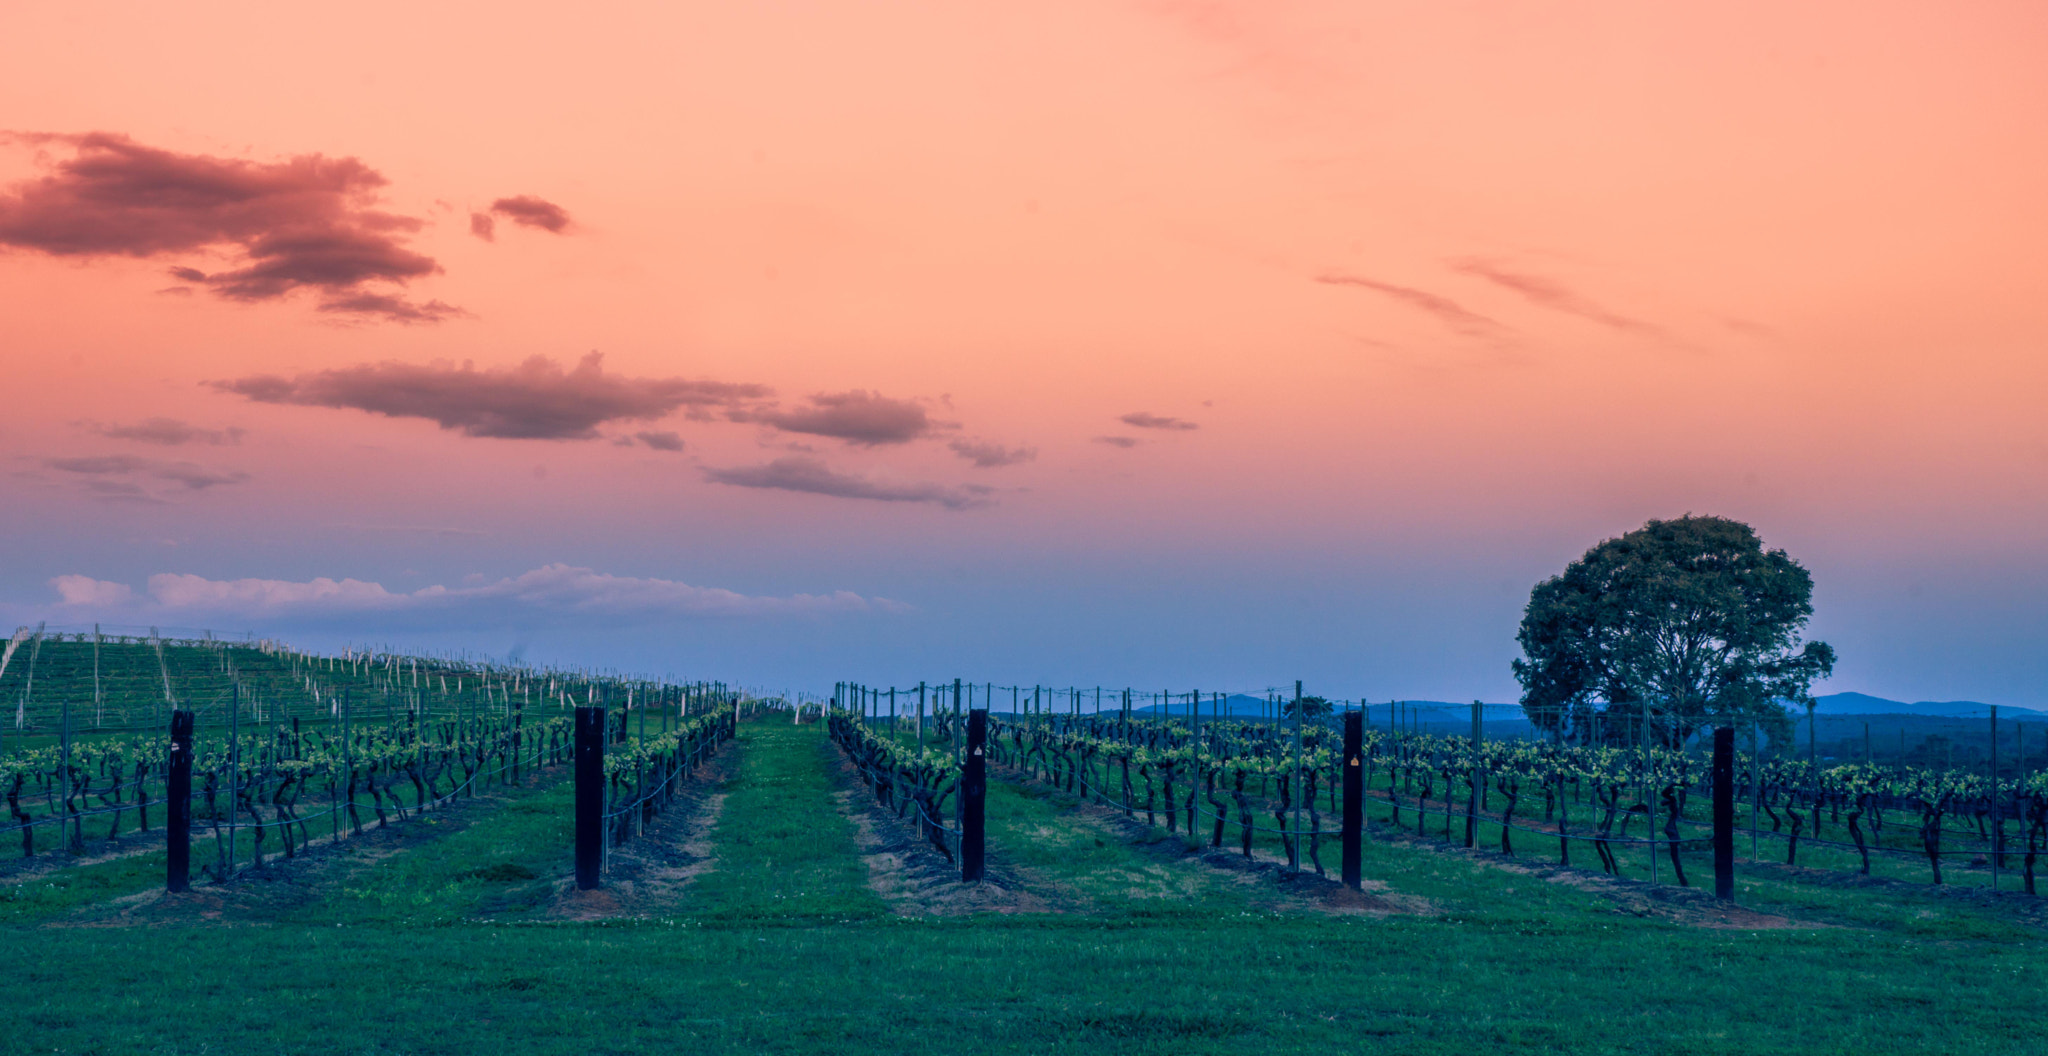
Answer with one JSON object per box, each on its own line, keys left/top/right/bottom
{"left": 1713, "top": 726, "right": 1735, "bottom": 900}
{"left": 962, "top": 708, "right": 988, "bottom": 882}
{"left": 574, "top": 706, "right": 604, "bottom": 890}
{"left": 166, "top": 710, "right": 194, "bottom": 892}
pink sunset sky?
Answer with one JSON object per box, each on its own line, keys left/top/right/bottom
{"left": 3, "top": 1, "right": 2045, "bottom": 703}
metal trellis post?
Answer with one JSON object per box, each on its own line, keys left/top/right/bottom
{"left": 1342, "top": 709, "right": 1363, "bottom": 889}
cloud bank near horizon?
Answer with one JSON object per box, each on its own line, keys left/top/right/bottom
{"left": 43, "top": 564, "right": 905, "bottom": 627}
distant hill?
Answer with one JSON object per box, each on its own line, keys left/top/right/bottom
{"left": 1047, "top": 690, "right": 2044, "bottom": 722}
{"left": 1127, "top": 695, "right": 1519, "bottom": 731}
{"left": 1126, "top": 693, "right": 1283, "bottom": 718}
{"left": 1805, "top": 692, "right": 2044, "bottom": 718}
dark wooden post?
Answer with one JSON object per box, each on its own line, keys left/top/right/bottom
{"left": 574, "top": 706, "right": 604, "bottom": 890}
{"left": 961, "top": 708, "right": 988, "bottom": 882}
{"left": 166, "top": 709, "right": 194, "bottom": 892}
{"left": 1713, "top": 726, "right": 1734, "bottom": 900}
{"left": 1342, "top": 709, "right": 1363, "bottom": 890}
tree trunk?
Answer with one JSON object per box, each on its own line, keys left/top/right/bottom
{"left": 1662, "top": 785, "right": 1688, "bottom": 886}
{"left": 1847, "top": 799, "right": 1870, "bottom": 875}
{"left": 1206, "top": 768, "right": 1227, "bottom": 848}
{"left": 1498, "top": 777, "right": 1519, "bottom": 856}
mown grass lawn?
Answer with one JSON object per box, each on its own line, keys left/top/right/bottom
{"left": 1, "top": 721, "right": 2041, "bottom": 1055}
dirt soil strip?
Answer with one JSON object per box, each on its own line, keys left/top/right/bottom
{"left": 826, "top": 740, "right": 1049, "bottom": 915}
{"left": 0, "top": 824, "right": 169, "bottom": 882}
{"left": 1003, "top": 767, "right": 1414, "bottom": 916}
{"left": 52, "top": 769, "right": 571, "bottom": 927}
{"left": 547, "top": 749, "right": 741, "bottom": 921}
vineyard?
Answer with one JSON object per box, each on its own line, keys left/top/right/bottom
{"left": 2, "top": 641, "right": 2044, "bottom": 1054}
{"left": 0, "top": 624, "right": 742, "bottom": 883}
{"left": 831, "top": 680, "right": 2048, "bottom": 897}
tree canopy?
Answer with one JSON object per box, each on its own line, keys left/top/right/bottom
{"left": 1283, "top": 694, "right": 1333, "bottom": 721}
{"left": 1513, "top": 515, "right": 1835, "bottom": 745}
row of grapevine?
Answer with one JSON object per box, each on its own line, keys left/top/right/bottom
{"left": 829, "top": 711, "right": 964, "bottom": 860}
{"left": 834, "top": 681, "right": 2048, "bottom": 895}
{"left": 1, "top": 631, "right": 746, "bottom": 887}
{"left": 2, "top": 702, "right": 569, "bottom": 875}
{"left": 0, "top": 622, "right": 725, "bottom": 740}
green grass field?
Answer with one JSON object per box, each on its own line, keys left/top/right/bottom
{"left": 2, "top": 719, "right": 2043, "bottom": 1055}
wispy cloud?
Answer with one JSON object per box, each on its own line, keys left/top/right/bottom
{"left": 44, "top": 454, "right": 249, "bottom": 496}
{"left": 314, "top": 292, "right": 471, "bottom": 325}
{"left": 210, "top": 352, "right": 769, "bottom": 440}
{"left": 1093, "top": 436, "right": 1139, "bottom": 449}
{"left": 1315, "top": 272, "right": 1502, "bottom": 336}
{"left": 47, "top": 564, "right": 904, "bottom": 624}
{"left": 333, "top": 523, "right": 487, "bottom": 537}
{"left": 635, "top": 430, "right": 685, "bottom": 451}
{"left": 0, "top": 132, "right": 457, "bottom": 323}
{"left": 1450, "top": 258, "right": 1665, "bottom": 337}
{"left": 88, "top": 417, "right": 243, "bottom": 446}
{"left": 1119, "top": 412, "right": 1198, "bottom": 431}
{"left": 703, "top": 456, "right": 991, "bottom": 509}
{"left": 948, "top": 439, "right": 1037, "bottom": 468}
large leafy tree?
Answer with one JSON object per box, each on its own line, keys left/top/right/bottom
{"left": 1513, "top": 515, "right": 1835, "bottom": 745}
{"left": 1283, "top": 695, "right": 1333, "bottom": 722}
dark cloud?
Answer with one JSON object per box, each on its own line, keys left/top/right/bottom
{"left": 201, "top": 225, "right": 438, "bottom": 301}
{"left": 469, "top": 212, "right": 496, "bottom": 241}
{"left": 702, "top": 456, "right": 991, "bottom": 510}
{"left": 1315, "top": 273, "right": 1501, "bottom": 336}
{"left": 0, "top": 132, "right": 457, "bottom": 323}
{"left": 1119, "top": 412, "right": 1198, "bottom": 431}
{"left": 745, "top": 390, "right": 935, "bottom": 445}
{"left": 315, "top": 293, "right": 471, "bottom": 324}
{"left": 1450, "top": 259, "right": 1663, "bottom": 337}
{"left": 91, "top": 417, "right": 243, "bottom": 446}
{"left": 636, "top": 430, "right": 685, "bottom": 452}
{"left": 209, "top": 351, "right": 770, "bottom": 440}
{"left": 490, "top": 195, "right": 571, "bottom": 233}
{"left": 948, "top": 439, "right": 1036, "bottom": 468}
{"left": 45, "top": 454, "right": 249, "bottom": 491}
{"left": 1094, "top": 436, "right": 1140, "bottom": 449}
